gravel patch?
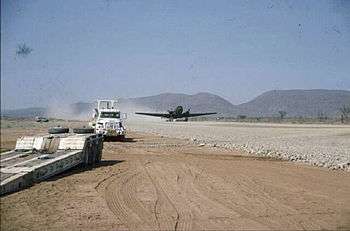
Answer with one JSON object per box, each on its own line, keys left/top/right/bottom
{"left": 127, "top": 120, "right": 350, "bottom": 171}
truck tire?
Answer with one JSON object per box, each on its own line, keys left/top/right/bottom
{"left": 48, "top": 127, "right": 69, "bottom": 134}
{"left": 73, "top": 127, "right": 95, "bottom": 134}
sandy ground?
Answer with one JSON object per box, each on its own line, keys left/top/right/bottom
{"left": 127, "top": 120, "right": 350, "bottom": 170}
{"left": 1, "top": 119, "right": 350, "bottom": 230}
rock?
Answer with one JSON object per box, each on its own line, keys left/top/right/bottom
{"left": 198, "top": 143, "right": 205, "bottom": 147}
{"left": 338, "top": 162, "right": 350, "bottom": 170}
{"left": 331, "top": 165, "right": 340, "bottom": 170}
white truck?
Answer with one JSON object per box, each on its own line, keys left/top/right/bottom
{"left": 90, "top": 100, "right": 126, "bottom": 140}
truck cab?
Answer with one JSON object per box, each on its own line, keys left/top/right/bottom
{"left": 91, "top": 100, "right": 126, "bottom": 139}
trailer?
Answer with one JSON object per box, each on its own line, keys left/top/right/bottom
{"left": 0, "top": 131, "right": 103, "bottom": 195}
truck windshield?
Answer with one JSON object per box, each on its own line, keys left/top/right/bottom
{"left": 100, "top": 112, "right": 120, "bottom": 118}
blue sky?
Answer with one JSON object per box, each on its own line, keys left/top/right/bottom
{"left": 1, "top": 0, "right": 350, "bottom": 109}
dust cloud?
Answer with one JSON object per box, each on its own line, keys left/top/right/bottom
{"left": 119, "top": 101, "right": 159, "bottom": 123}
{"left": 46, "top": 100, "right": 158, "bottom": 122}
{"left": 46, "top": 102, "right": 93, "bottom": 121}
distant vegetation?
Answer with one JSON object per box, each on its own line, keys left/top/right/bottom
{"left": 237, "top": 115, "right": 247, "bottom": 119}
{"left": 278, "top": 111, "right": 287, "bottom": 120}
{"left": 339, "top": 105, "right": 350, "bottom": 123}
{"left": 191, "top": 116, "right": 348, "bottom": 124}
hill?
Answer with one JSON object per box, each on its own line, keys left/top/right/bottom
{"left": 125, "top": 92, "right": 234, "bottom": 114}
{"left": 237, "top": 89, "right": 350, "bottom": 117}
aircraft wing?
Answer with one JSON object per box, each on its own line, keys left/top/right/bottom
{"left": 135, "top": 112, "right": 171, "bottom": 118}
{"left": 186, "top": 112, "right": 217, "bottom": 117}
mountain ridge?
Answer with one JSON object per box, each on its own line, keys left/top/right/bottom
{"left": 236, "top": 89, "right": 350, "bottom": 117}
{"left": 2, "top": 89, "right": 350, "bottom": 118}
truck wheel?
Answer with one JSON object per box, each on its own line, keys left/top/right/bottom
{"left": 73, "top": 127, "right": 95, "bottom": 134}
{"left": 48, "top": 127, "right": 69, "bottom": 134}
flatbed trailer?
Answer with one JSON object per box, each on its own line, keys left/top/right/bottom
{"left": 0, "top": 133, "right": 103, "bottom": 195}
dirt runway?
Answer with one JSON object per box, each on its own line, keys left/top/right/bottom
{"left": 1, "top": 128, "right": 350, "bottom": 230}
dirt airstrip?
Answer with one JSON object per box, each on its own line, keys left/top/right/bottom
{"left": 1, "top": 119, "right": 350, "bottom": 230}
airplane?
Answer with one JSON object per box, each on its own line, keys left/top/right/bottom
{"left": 135, "top": 106, "right": 217, "bottom": 121}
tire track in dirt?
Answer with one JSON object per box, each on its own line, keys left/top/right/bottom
{"left": 142, "top": 163, "right": 179, "bottom": 231}
{"left": 104, "top": 172, "right": 136, "bottom": 227}
{"left": 98, "top": 160, "right": 178, "bottom": 230}
{"left": 177, "top": 163, "right": 259, "bottom": 229}
{"left": 185, "top": 163, "right": 333, "bottom": 229}
{"left": 146, "top": 162, "right": 194, "bottom": 231}
{"left": 191, "top": 165, "right": 286, "bottom": 221}
{"left": 142, "top": 161, "right": 253, "bottom": 229}
{"left": 146, "top": 161, "right": 271, "bottom": 230}
{"left": 103, "top": 168, "right": 160, "bottom": 229}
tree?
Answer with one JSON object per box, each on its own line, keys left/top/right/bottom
{"left": 317, "top": 111, "right": 327, "bottom": 121}
{"left": 278, "top": 111, "right": 287, "bottom": 120}
{"left": 16, "top": 43, "right": 33, "bottom": 57}
{"left": 339, "top": 105, "right": 350, "bottom": 123}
